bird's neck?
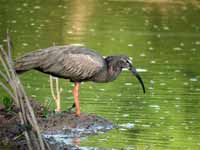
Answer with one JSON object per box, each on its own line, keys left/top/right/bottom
{"left": 91, "top": 62, "right": 122, "bottom": 83}
{"left": 106, "top": 65, "right": 122, "bottom": 82}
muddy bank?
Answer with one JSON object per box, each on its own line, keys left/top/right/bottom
{"left": 0, "top": 98, "right": 116, "bottom": 149}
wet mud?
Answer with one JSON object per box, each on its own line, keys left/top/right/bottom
{"left": 0, "top": 98, "right": 116, "bottom": 149}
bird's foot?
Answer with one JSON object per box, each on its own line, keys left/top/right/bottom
{"left": 75, "top": 110, "right": 81, "bottom": 117}
{"left": 75, "top": 113, "right": 96, "bottom": 120}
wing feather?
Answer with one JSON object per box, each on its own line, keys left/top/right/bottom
{"left": 36, "top": 45, "right": 105, "bottom": 81}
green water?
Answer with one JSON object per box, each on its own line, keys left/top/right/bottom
{"left": 0, "top": 0, "right": 200, "bottom": 149}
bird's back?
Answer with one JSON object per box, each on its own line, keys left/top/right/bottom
{"left": 15, "top": 45, "right": 105, "bottom": 81}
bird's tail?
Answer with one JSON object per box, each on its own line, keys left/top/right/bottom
{"left": 15, "top": 51, "right": 42, "bottom": 74}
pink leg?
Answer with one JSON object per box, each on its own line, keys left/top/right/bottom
{"left": 73, "top": 82, "right": 81, "bottom": 116}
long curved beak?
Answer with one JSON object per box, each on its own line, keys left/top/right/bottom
{"left": 129, "top": 65, "right": 145, "bottom": 93}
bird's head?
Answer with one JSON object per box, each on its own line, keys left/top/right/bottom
{"left": 105, "top": 55, "right": 145, "bottom": 93}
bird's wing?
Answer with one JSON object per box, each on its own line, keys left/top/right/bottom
{"left": 37, "top": 45, "right": 105, "bottom": 81}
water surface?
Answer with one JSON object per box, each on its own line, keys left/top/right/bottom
{"left": 0, "top": 0, "right": 200, "bottom": 149}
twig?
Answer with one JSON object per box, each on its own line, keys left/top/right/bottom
{"left": 49, "top": 75, "right": 57, "bottom": 101}
{"left": 7, "top": 29, "right": 12, "bottom": 58}
{"left": 0, "top": 33, "right": 49, "bottom": 150}
{"left": 56, "top": 77, "right": 61, "bottom": 111}
{"left": 0, "top": 81, "right": 15, "bottom": 100}
{"left": 0, "top": 51, "right": 11, "bottom": 78}
{"left": 49, "top": 75, "right": 61, "bottom": 112}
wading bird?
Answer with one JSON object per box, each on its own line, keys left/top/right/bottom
{"left": 15, "top": 45, "right": 145, "bottom": 116}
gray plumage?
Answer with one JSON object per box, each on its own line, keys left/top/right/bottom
{"left": 15, "top": 45, "right": 145, "bottom": 92}
{"left": 15, "top": 45, "right": 104, "bottom": 82}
